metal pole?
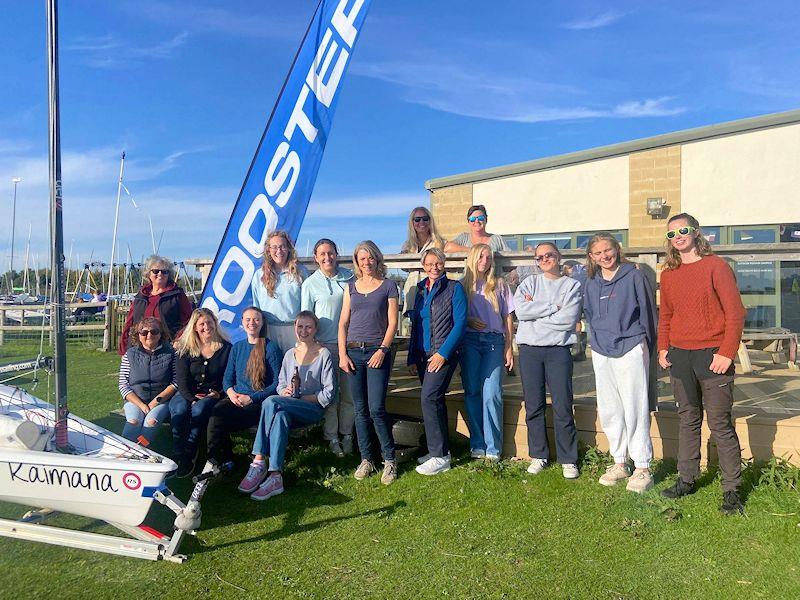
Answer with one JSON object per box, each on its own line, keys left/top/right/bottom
{"left": 10, "top": 177, "right": 21, "bottom": 293}
{"left": 47, "top": 0, "right": 69, "bottom": 451}
{"left": 107, "top": 152, "right": 125, "bottom": 299}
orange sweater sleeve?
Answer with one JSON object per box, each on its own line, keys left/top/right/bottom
{"left": 713, "top": 260, "right": 746, "bottom": 359}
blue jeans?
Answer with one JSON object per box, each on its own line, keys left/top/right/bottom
{"left": 122, "top": 400, "right": 171, "bottom": 444}
{"left": 346, "top": 346, "right": 395, "bottom": 463}
{"left": 252, "top": 395, "right": 325, "bottom": 471}
{"left": 169, "top": 393, "right": 218, "bottom": 461}
{"left": 460, "top": 332, "right": 506, "bottom": 456}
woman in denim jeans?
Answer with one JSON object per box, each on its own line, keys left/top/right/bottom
{"left": 338, "top": 241, "right": 399, "bottom": 485}
{"left": 460, "top": 244, "right": 515, "bottom": 460}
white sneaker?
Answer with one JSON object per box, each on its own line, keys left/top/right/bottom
{"left": 417, "top": 451, "right": 450, "bottom": 465}
{"left": 562, "top": 463, "right": 580, "bottom": 479}
{"left": 626, "top": 470, "right": 654, "bottom": 494}
{"left": 598, "top": 463, "right": 630, "bottom": 487}
{"left": 485, "top": 454, "right": 501, "bottom": 462}
{"left": 470, "top": 449, "right": 486, "bottom": 459}
{"left": 527, "top": 458, "right": 548, "bottom": 474}
{"left": 415, "top": 456, "right": 451, "bottom": 476}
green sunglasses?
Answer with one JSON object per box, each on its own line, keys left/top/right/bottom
{"left": 665, "top": 226, "right": 696, "bottom": 239}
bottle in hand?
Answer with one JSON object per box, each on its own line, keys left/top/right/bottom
{"left": 291, "top": 366, "right": 301, "bottom": 398}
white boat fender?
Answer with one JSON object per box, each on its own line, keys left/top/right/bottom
{"left": 0, "top": 413, "right": 52, "bottom": 451}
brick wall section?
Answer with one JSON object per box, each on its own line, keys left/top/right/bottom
{"left": 629, "top": 145, "right": 682, "bottom": 246}
{"left": 430, "top": 183, "right": 473, "bottom": 241}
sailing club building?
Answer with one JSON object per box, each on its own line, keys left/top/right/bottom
{"left": 426, "top": 109, "right": 800, "bottom": 335}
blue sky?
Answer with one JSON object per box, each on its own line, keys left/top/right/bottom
{"left": 1, "top": 0, "right": 799, "bottom": 269}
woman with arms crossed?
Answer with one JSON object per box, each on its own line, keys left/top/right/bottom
{"left": 338, "top": 241, "right": 399, "bottom": 485}
{"left": 514, "top": 243, "right": 583, "bottom": 479}
{"left": 657, "top": 213, "right": 746, "bottom": 515}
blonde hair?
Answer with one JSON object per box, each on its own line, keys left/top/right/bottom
{"left": 176, "top": 308, "right": 229, "bottom": 358}
{"left": 585, "top": 233, "right": 630, "bottom": 279}
{"left": 142, "top": 255, "right": 175, "bottom": 285}
{"left": 352, "top": 240, "right": 387, "bottom": 279}
{"left": 402, "top": 207, "right": 445, "bottom": 253}
{"left": 260, "top": 230, "right": 304, "bottom": 297}
{"left": 462, "top": 243, "right": 504, "bottom": 314}
{"left": 663, "top": 213, "right": 713, "bottom": 271}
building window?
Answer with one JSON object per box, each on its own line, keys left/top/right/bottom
{"left": 733, "top": 227, "right": 777, "bottom": 244}
{"left": 523, "top": 235, "right": 571, "bottom": 250}
{"left": 503, "top": 236, "right": 519, "bottom": 251}
{"left": 702, "top": 226, "right": 723, "bottom": 245}
{"left": 780, "top": 223, "right": 800, "bottom": 242}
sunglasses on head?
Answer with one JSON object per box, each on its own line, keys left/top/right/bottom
{"left": 413, "top": 216, "right": 430, "bottom": 223}
{"left": 138, "top": 328, "right": 162, "bottom": 337}
{"left": 534, "top": 252, "right": 558, "bottom": 262}
{"left": 665, "top": 226, "right": 697, "bottom": 239}
{"left": 150, "top": 268, "right": 170, "bottom": 276}
{"left": 468, "top": 215, "right": 487, "bottom": 223}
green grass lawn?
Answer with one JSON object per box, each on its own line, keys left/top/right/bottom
{"left": 1, "top": 342, "right": 799, "bottom": 599}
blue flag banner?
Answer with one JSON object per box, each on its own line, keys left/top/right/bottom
{"left": 201, "top": 0, "right": 371, "bottom": 340}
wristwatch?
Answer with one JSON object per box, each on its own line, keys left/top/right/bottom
{"left": 378, "top": 345, "right": 390, "bottom": 354}
{"left": 154, "top": 396, "right": 163, "bottom": 404}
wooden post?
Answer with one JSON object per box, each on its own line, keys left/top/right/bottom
{"left": 102, "top": 300, "right": 115, "bottom": 352}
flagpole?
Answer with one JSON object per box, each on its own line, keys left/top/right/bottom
{"left": 107, "top": 151, "right": 126, "bottom": 299}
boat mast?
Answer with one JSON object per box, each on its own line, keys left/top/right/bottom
{"left": 47, "top": 0, "right": 69, "bottom": 450}
{"left": 107, "top": 152, "right": 126, "bottom": 300}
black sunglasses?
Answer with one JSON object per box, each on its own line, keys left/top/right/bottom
{"left": 138, "top": 328, "right": 162, "bottom": 337}
{"left": 534, "top": 252, "right": 558, "bottom": 262}
{"left": 413, "top": 216, "right": 430, "bottom": 223}
{"left": 151, "top": 268, "right": 170, "bottom": 275}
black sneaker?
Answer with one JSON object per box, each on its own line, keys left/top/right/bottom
{"left": 174, "top": 457, "right": 196, "bottom": 479}
{"left": 720, "top": 490, "right": 744, "bottom": 516}
{"left": 661, "top": 478, "right": 695, "bottom": 499}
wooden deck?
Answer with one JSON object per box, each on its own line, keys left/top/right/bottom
{"left": 386, "top": 349, "right": 800, "bottom": 464}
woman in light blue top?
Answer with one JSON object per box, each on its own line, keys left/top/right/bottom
{"left": 301, "top": 238, "right": 355, "bottom": 458}
{"left": 251, "top": 230, "right": 309, "bottom": 353}
{"left": 237, "top": 311, "right": 335, "bottom": 502}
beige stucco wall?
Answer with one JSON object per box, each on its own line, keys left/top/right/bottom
{"left": 471, "top": 156, "right": 629, "bottom": 235}
{"left": 682, "top": 123, "right": 800, "bottom": 226}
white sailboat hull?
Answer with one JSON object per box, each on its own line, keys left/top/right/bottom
{"left": 0, "top": 385, "right": 176, "bottom": 526}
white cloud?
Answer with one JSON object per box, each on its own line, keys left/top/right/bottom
{"left": 354, "top": 59, "right": 685, "bottom": 123}
{"left": 562, "top": 11, "right": 627, "bottom": 31}
{"left": 305, "top": 193, "right": 425, "bottom": 219}
{"left": 65, "top": 32, "right": 189, "bottom": 69}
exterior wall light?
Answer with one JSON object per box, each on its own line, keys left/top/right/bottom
{"left": 646, "top": 197, "right": 666, "bottom": 217}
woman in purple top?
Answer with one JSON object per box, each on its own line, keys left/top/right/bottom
{"left": 460, "top": 243, "right": 515, "bottom": 460}
{"left": 338, "top": 241, "right": 399, "bottom": 485}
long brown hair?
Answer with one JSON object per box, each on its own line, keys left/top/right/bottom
{"left": 260, "top": 230, "right": 304, "bottom": 297}
{"left": 242, "top": 307, "right": 268, "bottom": 390}
{"left": 663, "top": 213, "right": 713, "bottom": 271}
{"left": 585, "top": 232, "right": 630, "bottom": 279}
{"left": 462, "top": 243, "right": 504, "bottom": 314}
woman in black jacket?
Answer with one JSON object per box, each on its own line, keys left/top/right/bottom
{"left": 171, "top": 308, "right": 232, "bottom": 477}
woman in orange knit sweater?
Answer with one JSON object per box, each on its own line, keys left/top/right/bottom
{"left": 657, "top": 213, "right": 746, "bottom": 515}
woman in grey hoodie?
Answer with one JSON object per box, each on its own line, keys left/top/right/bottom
{"left": 514, "top": 243, "right": 583, "bottom": 479}
{"left": 583, "top": 233, "right": 657, "bottom": 494}
{"left": 301, "top": 239, "right": 354, "bottom": 458}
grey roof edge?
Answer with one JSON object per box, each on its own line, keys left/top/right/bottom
{"left": 425, "top": 108, "right": 800, "bottom": 191}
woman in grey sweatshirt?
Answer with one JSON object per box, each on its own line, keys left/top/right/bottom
{"left": 514, "top": 243, "right": 583, "bottom": 479}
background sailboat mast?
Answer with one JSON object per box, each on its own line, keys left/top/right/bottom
{"left": 107, "top": 151, "right": 126, "bottom": 299}
{"left": 46, "top": 0, "right": 69, "bottom": 449}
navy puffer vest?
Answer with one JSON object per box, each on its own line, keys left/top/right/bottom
{"left": 126, "top": 344, "right": 175, "bottom": 403}
{"left": 130, "top": 286, "right": 186, "bottom": 341}
{"left": 411, "top": 276, "right": 458, "bottom": 357}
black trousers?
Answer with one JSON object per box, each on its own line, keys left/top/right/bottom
{"left": 668, "top": 347, "right": 742, "bottom": 492}
{"left": 414, "top": 351, "right": 459, "bottom": 458}
{"left": 206, "top": 398, "right": 262, "bottom": 463}
{"left": 518, "top": 344, "right": 578, "bottom": 464}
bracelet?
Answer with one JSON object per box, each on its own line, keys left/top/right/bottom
{"left": 379, "top": 345, "right": 390, "bottom": 354}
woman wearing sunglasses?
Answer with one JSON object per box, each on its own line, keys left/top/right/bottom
{"left": 119, "top": 317, "right": 177, "bottom": 445}
{"left": 514, "top": 243, "right": 583, "bottom": 479}
{"left": 401, "top": 207, "right": 446, "bottom": 331}
{"left": 251, "top": 230, "right": 309, "bottom": 353}
{"left": 657, "top": 213, "right": 746, "bottom": 515}
{"left": 444, "top": 205, "right": 510, "bottom": 253}
{"left": 583, "top": 233, "right": 657, "bottom": 493}
{"left": 119, "top": 255, "right": 193, "bottom": 354}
